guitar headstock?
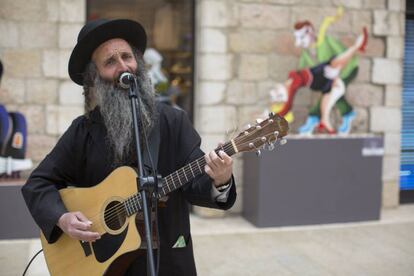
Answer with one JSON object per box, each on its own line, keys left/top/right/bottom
{"left": 233, "top": 113, "right": 289, "bottom": 155}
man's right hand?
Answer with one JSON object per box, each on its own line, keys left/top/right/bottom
{"left": 57, "top": 212, "right": 101, "bottom": 242}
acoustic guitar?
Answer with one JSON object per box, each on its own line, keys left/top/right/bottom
{"left": 40, "top": 112, "right": 289, "bottom": 275}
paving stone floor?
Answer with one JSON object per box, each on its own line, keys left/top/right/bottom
{"left": 1, "top": 204, "right": 413, "bottom": 276}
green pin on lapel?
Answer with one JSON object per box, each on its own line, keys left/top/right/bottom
{"left": 172, "top": 235, "right": 186, "bottom": 248}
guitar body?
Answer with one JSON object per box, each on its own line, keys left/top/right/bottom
{"left": 40, "top": 167, "right": 142, "bottom": 276}
{"left": 38, "top": 113, "right": 289, "bottom": 275}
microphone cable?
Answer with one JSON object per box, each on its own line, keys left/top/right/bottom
{"left": 22, "top": 248, "right": 43, "bottom": 276}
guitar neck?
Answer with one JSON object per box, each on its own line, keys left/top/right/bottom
{"left": 123, "top": 140, "right": 237, "bottom": 216}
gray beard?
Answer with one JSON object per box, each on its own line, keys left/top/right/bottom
{"left": 94, "top": 73, "right": 156, "bottom": 166}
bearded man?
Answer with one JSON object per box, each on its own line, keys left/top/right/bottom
{"left": 22, "top": 19, "right": 236, "bottom": 276}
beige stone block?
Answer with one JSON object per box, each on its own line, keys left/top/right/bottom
{"left": 384, "top": 84, "right": 402, "bottom": 107}
{"left": 199, "top": 133, "right": 227, "bottom": 154}
{"left": 46, "top": 105, "right": 83, "bottom": 135}
{"left": 59, "top": 23, "right": 83, "bottom": 49}
{"left": 351, "top": 11, "right": 372, "bottom": 35}
{"left": 370, "top": 106, "right": 401, "bottom": 132}
{"left": 59, "top": 0, "right": 86, "bottom": 23}
{"left": 197, "top": 81, "right": 226, "bottom": 105}
{"left": 229, "top": 30, "right": 279, "bottom": 54}
{"left": 238, "top": 105, "right": 266, "bottom": 127}
{"left": 332, "top": 0, "right": 363, "bottom": 8}
{"left": 382, "top": 180, "right": 399, "bottom": 208}
{"left": 229, "top": 186, "right": 242, "bottom": 214}
{"left": 268, "top": 55, "right": 297, "bottom": 81}
{"left": 292, "top": 7, "right": 351, "bottom": 34}
{"left": 382, "top": 154, "right": 400, "bottom": 182}
{"left": 373, "top": 10, "right": 401, "bottom": 36}
{"left": 0, "top": 21, "right": 19, "bottom": 48}
{"left": 0, "top": 0, "right": 47, "bottom": 21}
{"left": 226, "top": 81, "right": 257, "bottom": 105}
{"left": 400, "top": 9, "right": 405, "bottom": 36}
{"left": 58, "top": 106, "right": 84, "bottom": 134}
{"left": 231, "top": 156, "right": 243, "bottom": 188}
{"left": 19, "top": 22, "right": 57, "bottom": 49}
{"left": 386, "top": 36, "right": 404, "bottom": 59}
{"left": 238, "top": 54, "right": 268, "bottom": 81}
{"left": 46, "top": 0, "right": 60, "bottom": 22}
{"left": 19, "top": 105, "right": 45, "bottom": 134}
{"left": 355, "top": 58, "right": 371, "bottom": 83}
{"left": 59, "top": 81, "right": 84, "bottom": 105}
{"left": 46, "top": 105, "right": 59, "bottom": 135}
{"left": 264, "top": 0, "right": 302, "bottom": 4}
{"left": 239, "top": 4, "right": 290, "bottom": 29}
{"left": 274, "top": 32, "right": 299, "bottom": 56}
{"left": 0, "top": 77, "right": 25, "bottom": 104}
{"left": 384, "top": 133, "right": 401, "bottom": 155}
{"left": 59, "top": 49, "right": 72, "bottom": 79}
{"left": 198, "top": 105, "right": 237, "bottom": 134}
{"left": 372, "top": 58, "right": 402, "bottom": 85}
{"left": 26, "top": 79, "right": 58, "bottom": 104}
{"left": 364, "top": 37, "right": 385, "bottom": 58}
{"left": 346, "top": 83, "right": 384, "bottom": 107}
{"left": 2, "top": 49, "right": 42, "bottom": 78}
{"left": 43, "top": 50, "right": 60, "bottom": 78}
{"left": 199, "top": 28, "right": 227, "bottom": 54}
{"left": 349, "top": 107, "right": 369, "bottom": 133}
{"left": 198, "top": 1, "right": 236, "bottom": 28}
{"left": 257, "top": 81, "right": 278, "bottom": 104}
{"left": 388, "top": 0, "right": 405, "bottom": 11}
{"left": 363, "top": 0, "right": 386, "bottom": 9}
{"left": 26, "top": 134, "right": 57, "bottom": 162}
{"left": 198, "top": 54, "right": 232, "bottom": 81}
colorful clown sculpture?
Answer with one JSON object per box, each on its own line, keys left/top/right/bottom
{"left": 276, "top": 27, "right": 368, "bottom": 134}
{"left": 292, "top": 7, "right": 362, "bottom": 134}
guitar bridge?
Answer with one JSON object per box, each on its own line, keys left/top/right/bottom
{"left": 79, "top": 241, "right": 92, "bottom": 257}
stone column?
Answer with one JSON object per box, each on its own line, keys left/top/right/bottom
{"left": 371, "top": 0, "right": 405, "bottom": 207}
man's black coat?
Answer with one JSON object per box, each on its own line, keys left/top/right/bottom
{"left": 22, "top": 103, "right": 237, "bottom": 275}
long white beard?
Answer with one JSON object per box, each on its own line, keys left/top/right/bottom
{"left": 94, "top": 76, "right": 155, "bottom": 166}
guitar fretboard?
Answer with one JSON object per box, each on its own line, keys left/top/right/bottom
{"left": 123, "top": 140, "right": 236, "bottom": 216}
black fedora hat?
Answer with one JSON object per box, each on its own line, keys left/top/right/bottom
{"left": 68, "top": 18, "right": 147, "bottom": 85}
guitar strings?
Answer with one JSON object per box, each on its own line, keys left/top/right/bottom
{"left": 87, "top": 123, "right": 280, "bottom": 228}
{"left": 99, "top": 129, "right": 274, "bottom": 226}
{"left": 42, "top": 122, "right": 282, "bottom": 267}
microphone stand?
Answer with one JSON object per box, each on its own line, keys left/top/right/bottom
{"left": 127, "top": 76, "right": 156, "bottom": 276}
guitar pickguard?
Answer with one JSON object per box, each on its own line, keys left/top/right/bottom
{"left": 92, "top": 225, "right": 128, "bottom": 263}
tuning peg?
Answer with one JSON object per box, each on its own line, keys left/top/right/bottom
{"left": 267, "top": 143, "right": 275, "bottom": 151}
{"left": 255, "top": 118, "right": 263, "bottom": 124}
{"left": 279, "top": 138, "right": 287, "bottom": 145}
{"left": 268, "top": 112, "right": 275, "bottom": 117}
{"left": 256, "top": 149, "right": 261, "bottom": 157}
{"left": 246, "top": 124, "right": 252, "bottom": 129}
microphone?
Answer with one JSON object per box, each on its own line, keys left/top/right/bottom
{"left": 118, "top": 72, "right": 136, "bottom": 89}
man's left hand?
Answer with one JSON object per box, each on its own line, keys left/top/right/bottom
{"left": 204, "top": 148, "right": 233, "bottom": 187}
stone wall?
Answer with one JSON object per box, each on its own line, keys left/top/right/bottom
{"left": 195, "top": 0, "right": 405, "bottom": 215}
{"left": 0, "top": 0, "right": 405, "bottom": 214}
{"left": 0, "top": 0, "right": 86, "bottom": 171}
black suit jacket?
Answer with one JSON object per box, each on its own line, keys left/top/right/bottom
{"left": 22, "top": 103, "right": 237, "bottom": 276}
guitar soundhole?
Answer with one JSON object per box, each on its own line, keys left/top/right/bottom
{"left": 104, "top": 201, "right": 127, "bottom": 231}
